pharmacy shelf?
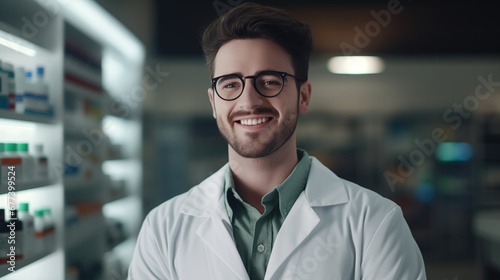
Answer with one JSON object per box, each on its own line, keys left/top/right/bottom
{"left": 0, "top": 179, "right": 56, "bottom": 195}
{"left": 64, "top": 82, "right": 106, "bottom": 103}
{"left": 0, "top": 0, "right": 64, "bottom": 278}
{"left": 63, "top": 20, "right": 108, "bottom": 280}
{"left": 474, "top": 210, "right": 500, "bottom": 272}
{"left": 2, "top": 0, "right": 143, "bottom": 278}
{"left": 65, "top": 213, "right": 105, "bottom": 249}
{"left": 104, "top": 99, "right": 133, "bottom": 120}
{"left": 65, "top": 179, "right": 102, "bottom": 192}
{"left": 63, "top": 121, "right": 102, "bottom": 138}
{"left": 0, "top": 249, "right": 56, "bottom": 277}
{"left": 0, "top": 110, "right": 55, "bottom": 124}
{"left": 64, "top": 57, "right": 102, "bottom": 87}
{"left": 108, "top": 235, "right": 131, "bottom": 253}
{"left": 105, "top": 190, "right": 129, "bottom": 204}
{"left": 60, "top": 3, "right": 144, "bottom": 278}
{"left": 104, "top": 156, "right": 130, "bottom": 162}
{"left": 474, "top": 210, "right": 500, "bottom": 244}
{"left": 110, "top": 237, "right": 136, "bottom": 272}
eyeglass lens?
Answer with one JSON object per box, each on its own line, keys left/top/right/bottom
{"left": 216, "top": 72, "right": 284, "bottom": 100}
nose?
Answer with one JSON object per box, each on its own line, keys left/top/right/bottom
{"left": 236, "top": 77, "right": 264, "bottom": 109}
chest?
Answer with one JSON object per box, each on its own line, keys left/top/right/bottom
{"left": 169, "top": 217, "right": 363, "bottom": 280}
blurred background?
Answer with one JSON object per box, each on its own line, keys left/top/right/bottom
{"left": 0, "top": 0, "right": 499, "bottom": 279}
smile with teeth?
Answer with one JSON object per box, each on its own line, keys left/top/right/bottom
{"left": 238, "top": 117, "right": 271, "bottom": 126}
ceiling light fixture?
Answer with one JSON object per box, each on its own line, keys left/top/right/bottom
{"left": 327, "top": 56, "right": 385, "bottom": 74}
{"left": 0, "top": 30, "right": 36, "bottom": 57}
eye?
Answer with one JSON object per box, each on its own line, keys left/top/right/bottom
{"left": 263, "top": 80, "right": 281, "bottom": 86}
{"left": 223, "top": 82, "right": 240, "bottom": 89}
{"left": 217, "top": 76, "right": 242, "bottom": 90}
{"left": 258, "top": 74, "right": 282, "bottom": 88}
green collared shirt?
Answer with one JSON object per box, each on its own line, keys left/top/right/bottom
{"left": 223, "top": 149, "right": 312, "bottom": 280}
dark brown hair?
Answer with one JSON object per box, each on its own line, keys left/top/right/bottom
{"left": 201, "top": 2, "right": 313, "bottom": 81}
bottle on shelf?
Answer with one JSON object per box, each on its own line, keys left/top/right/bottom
{"left": 18, "top": 143, "right": 35, "bottom": 184}
{"left": 18, "top": 202, "right": 35, "bottom": 259}
{"left": 14, "top": 67, "right": 26, "bottom": 114}
{"left": 33, "top": 143, "right": 49, "bottom": 181}
{"left": 0, "top": 59, "right": 7, "bottom": 109}
{"left": 0, "top": 59, "right": 4, "bottom": 110}
{"left": 66, "top": 266, "right": 80, "bottom": 280}
{"left": 24, "top": 67, "right": 51, "bottom": 116}
{"left": 43, "top": 208, "right": 56, "bottom": 250}
{"left": 0, "top": 143, "right": 23, "bottom": 186}
{"left": 0, "top": 61, "right": 16, "bottom": 111}
{"left": 23, "top": 69, "right": 32, "bottom": 113}
{"left": 34, "top": 209, "right": 46, "bottom": 255}
{"left": 0, "top": 143, "right": 4, "bottom": 187}
{"left": 8, "top": 209, "right": 24, "bottom": 260}
{"left": 35, "top": 66, "right": 49, "bottom": 98}
{"left": 0, "top": 208, "right": 10, "bottom": 264}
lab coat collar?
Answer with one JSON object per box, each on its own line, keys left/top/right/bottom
{"left": 305, "top": 157, "right": 350, "bottom": 206}
{"left": 179, "top": 156, "right": 350, "bottom": 280}
{"left": 179, "top": 156, "right": 350, "bottom": 218}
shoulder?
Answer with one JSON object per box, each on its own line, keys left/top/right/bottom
{"left": 306, "top": 159, "right": 426, "bottom": 278}
{"left": 307, "top": 157, "right": 396, "bottom": 213}
{"left": 342, "top": 178, "right": 398, "bottom": 214}
{"left": 143, "top": 163, "right": 228, "bottom": 230}
{"left": 145, "top": 190, "right": 192, "bottom": 226}
{"left": 306, "top": 157, "right": 400, "bottom": 232}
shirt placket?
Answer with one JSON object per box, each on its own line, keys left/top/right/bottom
{"left": 249, "top": 199, "right": 278, "bottom": 280}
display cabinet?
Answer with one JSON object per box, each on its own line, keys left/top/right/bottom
{"left": 0, "top": 0, "right": 64, "bottom": 279}
{"left": 0, "top": 0, "right": 144, "bottom": 279}
{"left": 473, "top": 112, "right": 500, "bottom": 278}
{"left": 62, "top": 2, "right": 144, "bottom": 278}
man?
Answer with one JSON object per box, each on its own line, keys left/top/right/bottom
{"left": 129, "top": 3, "right": 426, "bottom": 280}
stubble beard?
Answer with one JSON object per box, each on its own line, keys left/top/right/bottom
{"left": 216, "top": 109, "right": 298, "bottom": 158}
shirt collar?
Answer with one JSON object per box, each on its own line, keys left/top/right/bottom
{"left": 223, "top": 149, "right": 312, "bottom": 221}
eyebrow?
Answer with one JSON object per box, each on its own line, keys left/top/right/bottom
{"left": 218, "top": 72, "right": 243, "bottom": 77}
{"left": 217, "top": 75, "right": 240, "bottom": 82}
{"left": 214, "top": 69, "right": 287, "bottom": 78}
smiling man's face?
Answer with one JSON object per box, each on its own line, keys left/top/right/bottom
{"left": 208, "top": 38, "right": 310, "bottom": 158}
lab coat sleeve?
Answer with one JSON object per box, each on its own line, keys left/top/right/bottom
{"left": 361, "top": 206, "right": 426, "bottom": 280}
{"left": 128, "top": 215, "right": 171, "bottom": 280}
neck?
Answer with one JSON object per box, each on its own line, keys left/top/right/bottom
{"left": 228, "top": 137, "right": 298, "bottom": 213}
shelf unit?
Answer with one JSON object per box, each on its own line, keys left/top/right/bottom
{"left": 473, "top": 111, "right": 500, "bottom": 276}
{"left": 378, "top": 113, "right": 476, "bottom": 262}
{"left": 0, "top": 111, "right": 55, "bottom": 124}
{"left": 0, "top": 0, "right": 144, "bottom": 279}
{"left": 0, "top": 0, "right": 64, "bottom": 279}
{"left": 63, "top": 20, "right": 108, "bottom": 279}
{"left": 475, "top": 113, "right": 500, "bottom": 208}
{"left": 62, "top": 10, "right": 144, "bottom": 280}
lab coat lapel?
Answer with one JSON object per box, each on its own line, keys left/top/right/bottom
{"left": 186, "top": 158, "right": 348, "bottom": 280}
{"left": 264, "top": 158, "right": 349, "bottom": 280}
{"left": 196, "top": 212, "right": 249, "bottom": 280}
{"left": 189, "top": 165, "right": 249, "bottom": 280}
{"left": 264, "top": 193, "right": 320, "bottom": 280}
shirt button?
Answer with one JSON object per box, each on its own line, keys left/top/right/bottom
{"left": 257, "top": 244, "right": 265, "bottom": 253}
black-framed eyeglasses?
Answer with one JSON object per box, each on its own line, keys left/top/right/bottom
{"left": 211, "top": 70, "right": 304, "bottom": 101}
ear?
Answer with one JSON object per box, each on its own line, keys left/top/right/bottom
{"left": 298, "top": 81, "right": 312, "bottom": 113}
{"left": 208, "top": 87, "right": 217, "bottom": 119}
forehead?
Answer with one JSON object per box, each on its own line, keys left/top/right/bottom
{"left": 213, "top": 39, "right": 293, "bottom": 77}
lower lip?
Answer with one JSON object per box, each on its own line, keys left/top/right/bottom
{"left": 235, "top": 119, "right": 273, "bottom": 131}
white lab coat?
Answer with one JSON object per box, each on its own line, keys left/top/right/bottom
{"left": 129, "top": 157, "right": 426, "bottom": 280}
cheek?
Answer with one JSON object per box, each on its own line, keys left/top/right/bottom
{"left": 215, "top": 102, "right": 233, "bottom": 119}
{"left": 277, "top": 98, "right": 298, "bottom": 114}
{"left": 277, "top": 88, "right": 299, "bottom": 112}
